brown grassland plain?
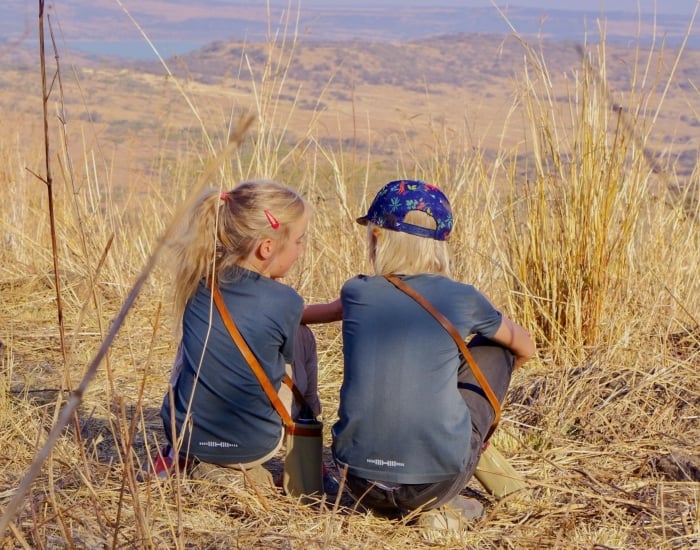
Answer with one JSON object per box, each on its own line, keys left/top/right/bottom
{"left": 0, "top": 23, "right": 699, "bottom": 550}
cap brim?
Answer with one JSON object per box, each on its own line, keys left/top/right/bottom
{"left": 356, "top": 215, "right": 369, "bottom": 226}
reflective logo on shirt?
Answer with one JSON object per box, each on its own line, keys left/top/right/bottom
{"left": 199, "top": 441, "right": 239, "bottom": 448}
{"left": 366, "top": 458, "right": 405, "bottom": 468}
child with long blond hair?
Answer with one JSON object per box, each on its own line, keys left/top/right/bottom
{"left": 159, "top": 180, "right": 320, "bottom": 486}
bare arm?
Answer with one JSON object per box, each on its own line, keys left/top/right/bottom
{"left": 490, "top": 316, "right": 536, "bottom": 369}
{"left": 301, "top": 298, "right": 342, "bottom": 324}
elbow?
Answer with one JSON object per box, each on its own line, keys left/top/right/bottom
{"left": 512, "top": 325, "right": 536, "bottom": 363}
{"left": 517, "top": 337, "right": 536, "bottom": 365}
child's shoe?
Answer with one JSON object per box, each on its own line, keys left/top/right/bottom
{"left": 417, "top": 495, "right": 484, "bottom": 532}
{"left": 139, "top": 445, "right": 176, "bottom": 481}
{"left": 153, "top": 445, "right": 175, "bottom": 478}
{"left": 322, "top": 463, "right": 340, "bottom": 496}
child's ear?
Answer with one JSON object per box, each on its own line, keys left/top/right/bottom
{"left": 369, "top": 227, "right": 380, "bottom": 263}
{"left": 258, "top": 238, "right": 275, "bottom": 260}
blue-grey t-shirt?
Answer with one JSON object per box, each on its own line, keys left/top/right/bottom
{"left": 332, "top": 274, "right": 502, "bottom": 484}
{"left": 161, "top": 268, "right": 303, "bottom": 464}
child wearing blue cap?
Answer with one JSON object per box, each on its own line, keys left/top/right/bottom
{"left": 331, "top": 180, "right": 535, "bottom": 528}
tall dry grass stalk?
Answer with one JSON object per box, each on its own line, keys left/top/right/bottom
{"left": 0, "top": 2, "right": 698, "bottom": 548}
{"left": 499, "top": 33, "right": 698, "bottom": 361}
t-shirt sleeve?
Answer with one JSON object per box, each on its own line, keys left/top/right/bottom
{"left": 282, "top": 325, "right": 297, "bottom": 363}
{"left": 281, "top": 291, "right": 304, "bottom": 363}
{"left": 469, "top": 288, "right": 503, "bottom": 339}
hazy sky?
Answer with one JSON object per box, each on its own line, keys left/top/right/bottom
{"left": 295, "top": 0, "right": 696, "bottom": 16}
{"left": 6, "top": 0, "right": 698, "bottom": 17}
{"left": 510, "top": 0, "right": 693, "bottom": 14}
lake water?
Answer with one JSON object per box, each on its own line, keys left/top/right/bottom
{"left": 66, "top": 41, "right": 204, "bottom": 60}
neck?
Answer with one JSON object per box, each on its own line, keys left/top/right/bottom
{"left": 236, "top": 258, "right": 271, "bottom": 278}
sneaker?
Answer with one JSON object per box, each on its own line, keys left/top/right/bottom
{"left": 137, "top": 445, "right": 175, "bottom": 481}
{"left": 322, "top": 464, "right": 340, "bottom": 496}
{"left": 417, "top": 496, "right": 484, "bottom": 531}
{"left": 189, "top": 461, "right": 275, "bottom": 489}
{"left": 153, "top": 445, "right": 175, "bottom": 478}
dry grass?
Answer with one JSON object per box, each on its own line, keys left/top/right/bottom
{"left": 1, "top": 6, "right": 699, "bottom": 549}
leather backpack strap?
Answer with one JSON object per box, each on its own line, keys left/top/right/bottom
{"left": 211, "top": 284, "right": 314, "bottom": 435}
{"left": 384, "top": 274, "right": 501, "bottom": 440}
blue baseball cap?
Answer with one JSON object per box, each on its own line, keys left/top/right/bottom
{"left": 356, "top": 180, "right": 453, "bottom": 241}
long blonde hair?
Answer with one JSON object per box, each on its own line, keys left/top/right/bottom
{"left": 169, "top": 180, "right": 308, "bottom": 324}
{"left": 370, "top": 210, "right": 452, "bottom": 277}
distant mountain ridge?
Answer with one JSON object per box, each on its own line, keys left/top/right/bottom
{"left": 2, "top": 1, "right": 697, "bottom": 62}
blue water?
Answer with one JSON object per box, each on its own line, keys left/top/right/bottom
{"left": 67, "top": 41, "right": 204, "bottom": 60}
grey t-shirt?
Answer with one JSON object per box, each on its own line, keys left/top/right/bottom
{"left": 332, "top": 274, "right": 502, "bottom": 484}
{"left": 161, "top": 268, "right": 303, "bottom": 464}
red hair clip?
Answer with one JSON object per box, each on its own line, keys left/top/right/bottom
{"left": 264, "top": 210, "right": 280, "bottom": 229}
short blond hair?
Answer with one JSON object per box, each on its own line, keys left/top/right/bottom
{"left": 169, "top": 180, "right": 308, "bottom": 325}
{"left": 369, "top": 210, "right": 452, "bottom": 276}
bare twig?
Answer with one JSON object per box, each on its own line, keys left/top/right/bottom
{"left": 37, "top": 0, "right": 68, "bottom": 375}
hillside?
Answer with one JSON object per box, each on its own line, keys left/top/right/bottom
{"left": 2, "top": 32, "right": 699, "bottom": 195}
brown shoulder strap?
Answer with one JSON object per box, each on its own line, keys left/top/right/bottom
{"left": 282, "top": 375, "right": 306, "bottom": 405}
{"left": 211, "top": 283, "right": 298, "bottom": 429}
{"left": 384, "top": 274, "right": 501, "bottom": 440}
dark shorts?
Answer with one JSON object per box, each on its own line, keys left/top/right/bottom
{"left": 341, "top": 335, "right": 514, "bottom": 514}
